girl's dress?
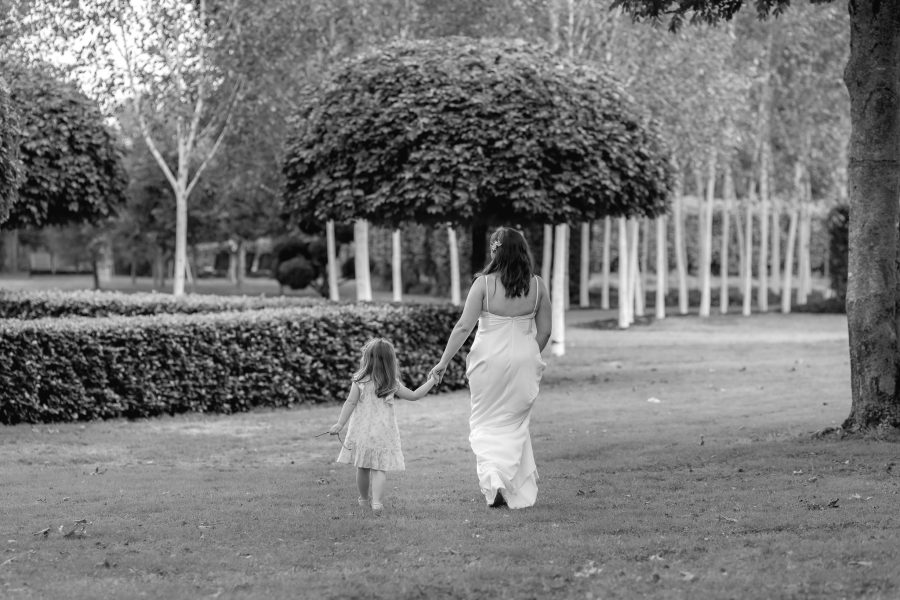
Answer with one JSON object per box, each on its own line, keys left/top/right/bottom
{"left": 465, "top": 275, "right": 546, "bottom": 509}
{"left": 336, "top": 378, "right": 405, "bottom": 471}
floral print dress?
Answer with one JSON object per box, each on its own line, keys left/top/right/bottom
{"left": 336, "top": 378, "right": 405, "bottom": 471}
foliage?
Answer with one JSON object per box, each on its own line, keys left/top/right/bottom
{"left": 826, "top": 203, "right": 848, "bottom": 305}
{"left": 0, "top": 74, "right": 21, "bottom": 223}
{"left": 283, "top": 36, "right": 674, "bottom": 230}
{"left": 0, "top": 60, "right": 127, "bottom": 229}
{"left": 611, "top": 0, "right": 805, "bottom": 31}
{"left": 271, "top": 236, "right": 330, "bottom": 293}
{"left": 0, "top": 289, "right": 325, "bottom": 319}
{"left": 0, "top": 303, "right": 469, "bottom": 424}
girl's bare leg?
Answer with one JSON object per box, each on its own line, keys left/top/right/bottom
{"left": 356, "top": 468, "right": 370, "bottom": 504}
{"left": 370, "top": 469, "right": 387, "bottom": 510}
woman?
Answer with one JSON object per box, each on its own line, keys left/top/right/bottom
{"left": 431, "top": 227, "right": 551, "bottom": 509}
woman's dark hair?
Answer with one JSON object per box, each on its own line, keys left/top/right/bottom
{"left": 476, "top": 227, "right": 534, "bottom": 298}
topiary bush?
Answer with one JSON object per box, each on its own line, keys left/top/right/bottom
{"left": 0, "top": 303, "right": 469, "bottom": 424}
{"left": 0, "top": 289, "right": 326, "bottom": 319}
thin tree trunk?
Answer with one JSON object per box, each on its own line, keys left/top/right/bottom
{"left": 770, "top": 199, "right": 781, "bottom": 296}
{"left": 734, "top": 197, "right": 746, "bottom": 284}
{"left": 448, "top": 226, "right": 461, "bottom": 306}
{"left": 601, "top": 217, "right": 611, "bottom": 309}
{"left": 392, "top": 229, "right": 402, "bottom": 302}
{"left": 720, "top": 164, "right": 734, "bottom": 314}
{"left": 326, "top": 220, "right": 339, "bottom": 301}
{"left": 618, "top": 217, "right": 631, "bottom": 328}
{"left": 564, "top": 225, "right": 571, "bottom": 310}
{"left": 797, "top": 203, "right": 811, "bottom": 305}
{"left": 236, "top": 240, "right": 246, "bottom": 291}
{"left": 742, "top": 189, "right": 754, "bottom": 317}
{"left": 781, "top": 205, "right": 799, "bottom": 314}
{"left": 757, "top": 143, "right": 770, "bottom": 312}
{"left": 655, "top": 216, "right": 666, "bottom": 320}
{"left": 550, "top": 223, "right": 567, "bottom": 356}
{"left": 173, "top": 185, "right": 188, "bottom": 296}
{"left": 353, "top": 219, "right": 372, "bottom": 302}
{"left": 228, "top": 242, "right": 237, "bottom": 284}
{"left": 699, "top": 152, "right": 716, "bottom": 318}
{"left": 673, "top": 184, "right": 688, "bottom": 315}
{"left": 630, "top": 218, "right": 643, "bottom": 318}
{"left": 542, "top": 224, "right": 553, "bottom": 281}
{"left": 579, "top": 221, "right": 590, "bottom": 307}
{"left": 640, "top": 218, "right": 650, "bottom": 307}
{"left": 2, "top": 230, "right": 20, "bottom": 273}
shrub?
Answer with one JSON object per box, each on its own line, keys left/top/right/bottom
{"left": 276, "top": 256, "right": 316, "bottom": 290}
{"left": 0, "top": 289, "right": 325, "bottom": 319}
{"left": 0, "top": 303, "right": 469, "bottom": 424}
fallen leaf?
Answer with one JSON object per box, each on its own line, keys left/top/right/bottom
{"left": 680, "top": 571, "right": 696, "bottom": 582}
{"left": 827, "top": 498, "right": 840, "bottom": 508}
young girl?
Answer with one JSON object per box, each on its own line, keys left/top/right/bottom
{"left": 328, "top": 337, "right": 437, "bottom": 514}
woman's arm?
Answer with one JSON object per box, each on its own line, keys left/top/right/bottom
{"left": 328, "top": 382, "right": 361, "bottom": 433}
{"left": 394, "top": 375, "right": 437, "bottom": 401}
{"left": 534, "top": 276, "right": 552, "bottom": 352}
{"left": 434, "top": 277, "right": 485, "bottom": 372}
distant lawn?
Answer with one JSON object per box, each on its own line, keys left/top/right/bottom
{"left": 1, "top": 312, "right": 898, "bottom": 599}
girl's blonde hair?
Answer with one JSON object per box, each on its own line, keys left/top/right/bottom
{"left": 352, "top": 338, "right": 399, "bottom": 398}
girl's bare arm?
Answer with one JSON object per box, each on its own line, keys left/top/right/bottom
{"left": 329, "top": 383, "right": 361, "bottom": 433}
{"left": 394, "top": 376, "right": 437, "bottom": 401}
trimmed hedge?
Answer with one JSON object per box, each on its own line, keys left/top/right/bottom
{"left": 0, "top": 303, "right": 470, "bottom": 424}
{"left": 0, "top": 289, "right": 326, "bottom": 319}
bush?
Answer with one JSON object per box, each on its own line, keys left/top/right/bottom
{"left": 276, "top": 256, "right": 316, "bottom": 290}
{"left": 0, "top": 303, "right": 469, "bottom": 424}
{"left": 0, "top": 289, "right": 325, "bottom": 319}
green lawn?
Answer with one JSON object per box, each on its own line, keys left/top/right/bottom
{"left": 1, "top": 312, "right": 897, "bottom": 599}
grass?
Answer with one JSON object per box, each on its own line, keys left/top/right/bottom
{"left": 1, "top": 312, "right": 899, "bottom": 599}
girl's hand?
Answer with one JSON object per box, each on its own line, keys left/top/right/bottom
{"left": 328, "top": 423, "right": 342, "bottom": 435}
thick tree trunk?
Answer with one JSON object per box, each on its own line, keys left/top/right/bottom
{"left": 781, "top": 205, "right": 799, "bottom": 315}
{"left": 448, "top": 227, "right": 461, "bottom": 306}
{"left": 392, "top": 229, "right": 402, "bottom": 302}
{"left": 601, "top": 217, "right": 611, "bottom": 310}
{"left": 550, "top": 223, "right": 567, "bottom": 356}
{"left": 618, "top": 217, "right": 631, "bottom": 328}
{"left": 353, "top": 219, "right": 372, "bottom": 302}
{"left": 843, "top": 0, "right": 900, "bottom": 431}
{"left": 326, "top": 220, "right": 339, "bottom": 301}
{"left": 580, "top": 221, "right": 590, "bottom": 307}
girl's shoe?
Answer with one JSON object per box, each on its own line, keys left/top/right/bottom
{"left": 371, "top": 502, "right": 384, "bottom": 516}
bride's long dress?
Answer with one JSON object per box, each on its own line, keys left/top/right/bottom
{"left": 465, "top": 275, "right": 546, "bottom": 508}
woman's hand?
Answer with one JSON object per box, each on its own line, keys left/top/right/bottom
{"left": 429, "top": 363, "right": 447, "bottom": 384}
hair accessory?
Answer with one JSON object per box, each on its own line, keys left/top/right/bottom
{"left": 490, "top": 240, "right": 502, "bottom": 253}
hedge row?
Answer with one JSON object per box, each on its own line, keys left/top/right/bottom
{"left": 0, "top": 303, "right": 469, "bottom": 424}
{"left": 0, "top": 289, "right": 326, "bottom": 319}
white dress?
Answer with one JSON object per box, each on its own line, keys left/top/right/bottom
{"left": 465, "top": 275, "right": 546, "bottom": 508}
{"left": 336, "top": 379, "right": 405, "bottom": 471}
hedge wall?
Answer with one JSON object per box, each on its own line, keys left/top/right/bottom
{"left": 0, "top": 289, "right": 326, "bottom": 319}
{"left": 0, "top": 303, "right": 469, "bottom": 424}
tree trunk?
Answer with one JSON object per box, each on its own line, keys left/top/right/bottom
{"left": 655, "top": 216, "right": 666, "bottom": 320}
{"left": 564, "top": 225, "right": 571, "bottom": 310}
{"left": 353, "top": 219, "right": 372, "bottom": 302}
{"left": 448, "top": 226, "right": 461, "bottom": 306}
{"left": 673, "top": 185, "right": 688, "bottom": 315}
{"left": 640, "top": 218, "right": 650, "bottom": 307}
{"left": 392, "top": 229, "right": 402, "bottom": 302}
{"left": 96, "top": 234, "right": 113, "bottom": 286}
{"left": 228, "top": 242, "right": 238, "bottom": 284}
{"left": 1, "top": 230, "right": 20, "bottom": 273}
{"left": 542, "top": 224, "right": 553, "bottom": 281}
{"left": 742, "top": 190, "right": 754, "bottom": 317}
{"left": 699, "top": 152, "right": 716, "bottom": 318}
{"left": 326, "top": 220, "right": 339, "bottom": 301}
{"left": 720, "top": 164, "right": 734, "bottom": 314}
{"left": 757, "top": 143, "right": 770, "bottom": 312}
{"left": 843, "top": 0, "right": 900, "bottom": 431}
{"left": 781, "top": 205, "right": 799, "bottom": 314}
{"left": 618, "top": 217, "right": 631, "bottom": 328}
{"left": 797, "top": 204, "right": 811, "bottom": 305}
{"left": 236, "top": 241, "right": 247, "bottom": 291}
{"left": 579, "top": 221, "right": 590, "bottom": 307}
{"left": 770, "top": 199, "right": 781, "bottom": 296}
{"left": 601, "top": 217, "right": 611, "bottom": 310}
{"left": 630, "top": 219, "right": 643, "bottom": 318}
{"left": 550, "top": 223, "right": 567, "bottom": 356}
{"left": 734, "top": 196, "right": 746, "bottom": 285}
{"left": 173, "top": 184, "right": 188, "bottom": 297}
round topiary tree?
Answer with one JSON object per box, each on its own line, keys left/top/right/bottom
{"left": 282, "top": 37, "right": 673, "bottom": 229}
{"left": 0, "top": 76, "right": 22, "bottom": 225}
{"left": 0, "top": 61, "right": 127, "bottom": 230}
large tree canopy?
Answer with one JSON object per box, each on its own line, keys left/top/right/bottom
{"left": 283, "top": 36, "right": 674, "bottom": 230}
{"left": 0, "top": 75, "right": 20, "bottom": 224}
{"left": 0, "top": 61, "right": 126, "bottom": 229}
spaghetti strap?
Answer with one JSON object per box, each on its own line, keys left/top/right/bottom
{"left": 484, "top": 275, "right": 490, "bottom": 312}
{"left": 532, "top": 276, "right": 539, "bottom": 314}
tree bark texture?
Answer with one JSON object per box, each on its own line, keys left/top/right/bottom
{"left": 843, "top": 0, "right": 900, "bottom": 431}
{"left": 655, "top": 216, "right": 666, "bottom": 320}
{"left": 353, "top": 219, "right": 372, "bottom": 302}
